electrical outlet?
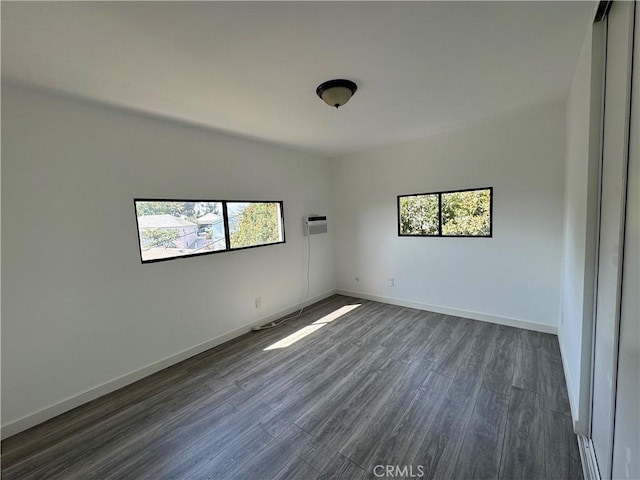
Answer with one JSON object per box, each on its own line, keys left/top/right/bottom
{"left": 255, "top": 296, "right": 262, "bottom": 309}
{"left": 387, "top": 278, "right": 395, "bottom": 287}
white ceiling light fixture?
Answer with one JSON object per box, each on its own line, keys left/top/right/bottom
{"left": 316, "top": 79, "right": 358, "bottom": 108}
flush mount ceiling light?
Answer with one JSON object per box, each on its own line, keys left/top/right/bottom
{"left": 316, "top": 79, "right": 358, "bottom": 108}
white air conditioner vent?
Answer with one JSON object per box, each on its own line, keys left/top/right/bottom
{"left": 304, "top": 215, "right": 327, "bottom": 235}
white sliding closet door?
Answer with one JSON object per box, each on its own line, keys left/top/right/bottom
{"left": 590, "top": 2, "right": 635, "bottom": 479}
{"left": 611, "top": 2, "right": 639, "bottom": 478}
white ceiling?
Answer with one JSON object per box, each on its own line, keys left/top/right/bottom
{"left": 2, "top": 1, "right": 595, "bottom": 156}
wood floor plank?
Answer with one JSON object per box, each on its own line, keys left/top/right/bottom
{"left": 316, "top": 452, "right": 366, "bottom": 480}
{"left": 183, "top": 295, "right": 354, "bottom": 375}
{"left": 189, "top": 427, "right": 278, "bottom": 480}
{"left": 512, "top": 330, "right": 542, "bottom": 392}
{"left": 544, "top": 410, "right": 583, "bottom": 480}
{"left": 498, "top": 386, "right": 545, "bottom": 480}
{"left": 234, "top": 333, "right": 356, "bottom": 398}
{"left": 413, "top": 369, "right": 484, "bottom": 479}
{"left": 182, "top": 299, "right": 324, "bottom": 367}
{"left": 251, "top": 341, "right": 360, "bottom": 410}
{"left": 294, "top": 349, "right": 395, "bottom": 434}
{"left": 249, "top": 309, "right": 391, "bottom": 413}
{"left": 339, "top": 357, "right": 433, "bottom": 468}
{"left": 483, "top": 325, "right": 519, "bottom": 395}
{"left": 201, "top": 381, "right": 255, "bottom": 406}
{"left": 358, "top": 371, "right": 454, "bottom": 474}
{"left": 223, "top": 424, "right": 313, "bottom": 480}
{"left": 88, "top": 399, "right": 243, "bottom": 480}
{"left": 296, "top": 359, "right": 415, "bottom": 471}
{"left": 1, "top": 295, "right": 580, "bottom": 480}
{"left": 376, "top": 308, "right": 421, "bottom": 345}
{"left": 214, "top": 300, "right": 371, "bottom": 382}
{"left": 319, "top": 300, "right": 389, "bottom": 342}
{"left": 139, "top": 405, "right": 274, "bottom": 480}
{"left": 459, "top": 321, "right": 500, "bottom": 376}
{"left": 384, "top": 310, "right": 441, "bottom": 363}
{"left": 299, "top": 357, "right": 431, "bottom": 472}
{"left": 206, "top": 324, "right": 323, "bottom": 378}
{"left": 539, "top": 332, "right": 562, "bottom": 358}
{"left": 451, "top": 388, "right": 509, "bottom": 480}
{"left": 0, "top": 366, "right": 192, "bottom": 469}
{"left": 3, "top": 382, "right": 215, "bottom": 480}
{"left": 433, "top": 318, "right": 476, "bottom": 377}
{"left": 414, "top": 313, "right": 459, "bottom": 363}
{"left": 258, "top": 345, "right": 386, "bottom": 437}
{"left": 512, "top": 330, "right": 571, "bottom": 416}
{"left": 271, "top": 455, "right": 319, "bottom": 480}
{"left": 538, "top": 351, "right": 572, "bottom": 416}
{"left": 350, "top": 305, "right": 417, "bottom": 351}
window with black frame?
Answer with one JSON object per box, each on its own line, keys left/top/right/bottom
{"left": 398, "top": 187, "right": 492, "bottom": 237}
{"left": 134, "top": 199, "right": 285, "bottom": 263}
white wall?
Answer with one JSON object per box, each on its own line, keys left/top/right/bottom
{"left": 558, "top": 20, "right": 604, "bottom": 433}
{"left": 331, "top": 101, "right": 565, "bottom": 331}
{"left": 1, "top": 83, "right": 335, "bottom": 435}
{"left": 559, "top": 26, "right": 593, "bottom": 430}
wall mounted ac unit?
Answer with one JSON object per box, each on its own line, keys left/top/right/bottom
{"left": 304, "top": 215, "right": 327, "bottom": 235}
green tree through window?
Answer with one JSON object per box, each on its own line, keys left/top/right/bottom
{"left": 230, "top": 202, "right": 282, "bottom": 249}
{"left": 399, "top": 194, "right": 439, "bottom": 235}
{"left": 141, "top": 228, "right": 180, "bottom": 248}
{"left": 398, "top": 188, "right": 492, "bottom": 237}
{"left": 442, "top": 189, "right": 491, "bottom": 236}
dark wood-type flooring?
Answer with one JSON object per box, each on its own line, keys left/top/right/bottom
{"left": 1, "top": 295, "right": 583, "bottom": 479}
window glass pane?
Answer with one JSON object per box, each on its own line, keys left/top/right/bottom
{"left": 399, "top": 194, "right": 439, "bottom": 235}
{"left": 441, "top": 189, "right": 491, "bottom": 236}
{"left": 135, "top": 201, "right": 225, "bottom": 262}
{"left": 228, "top": 202, "right": 284, "bottom": 249}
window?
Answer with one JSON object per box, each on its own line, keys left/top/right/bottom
{"left": 134, "top": 199, "right": 285, "bottom": 263}
{"left": 398, "top": 187, "right": 492, "bottom": 237}
{"left": 227, "top": 202, "right": 284, "bottom": 249}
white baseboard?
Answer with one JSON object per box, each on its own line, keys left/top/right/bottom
{"left": 1, "top": 289, "right": 336, "bottom": 440}
{"left": 336, "top": 289, "right": 558, "bottom": 334}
